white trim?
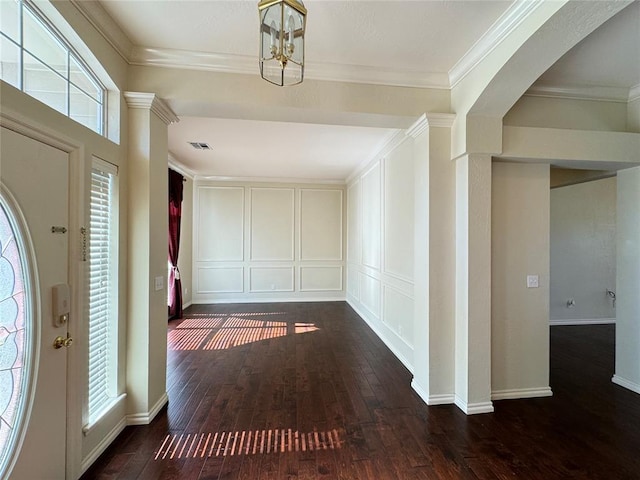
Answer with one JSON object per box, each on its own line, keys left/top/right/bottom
{"left": 410, "top": 379, "right": 455, "bottom": 406}
{"left": 129, "top": 46, "right": 450, "bottom": 89}
{"left": 82, "top": 393, "right": 127, "bottom": 436}
{"left": 550, "top": 318, "right": 615, "bottom": 326}
{"left": 427, "top": 394, "right": 456, "bottom": 406}
{"left": 80, "top": 417, "right": 127, "bottom": 475}
{"left": 629, "top": 83, "right": 640, "bottom": 103}
{"left": 92, "top": 157, "right": 118, "bottom": 176}
{"left": 449, "top": 0, "right": 542, "bottom": 88}
{"left": 454, "top": 395, "right": 495, "bottom": 415}
{"left": 69, "top": 0, "right": 133, "bottom": 61}
{"left": 123, "top": 92, "right": 179, "bottom": 125}
{"left": 168, "top": 154, "right": 196, "bottom": 180}
{"left": 612, "top": 375, "right": 640, "bottom": 395}
{"left": 491, "top": 387, "right": 552, "bottom": 400}
{"left": 525, "top": 85, "right": 630, "bottom": 103}
{"left": 126, "top": 392, "right": 169, "bottom": 426}
{"left": 347, "top": 299, "right": 414, "bottom": 374}
{"left": 182, "top": 301, "right": 193, "bottom": 310}
{"left": 192, "top": 296, "right": 346, "bottom": 304}
{"left": 346, "top": 130, "right": 406, "bottom": 185}
{"left": 196, "top": 175, "right": 345, "bottom": 186}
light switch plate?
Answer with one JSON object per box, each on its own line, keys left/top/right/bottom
{"left": 526, "top": 275, "right": 539, "bottom": 288}
{"left": 154, "top": 276, "right": 163, "bottom": 291}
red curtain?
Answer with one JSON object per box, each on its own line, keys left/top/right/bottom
{"left": 168, "top": 169, "right": 184, "bottom": 319}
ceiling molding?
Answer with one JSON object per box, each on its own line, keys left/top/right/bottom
{"left": 448, "top": 0, "right": 541, "bottom": 88}
{"left": 345, "top": 129, "right": 408, "bottom": 185}
{"left": 69, "top": 0, "right": 133, "bottom": 61}
{"left": 168, "top": 154, "right": 195, "bottom": 180}
{"left": 130, "top": 46, "right": 450, "bottom": 89}
{"left": 123, "top": 92, "right": 180, "bottom": 125}
{"left": 407, "top": 113, "right": 456, "bottom": 138}
{"left": 524, "top": 85, "right": 631, "bottom": 103}
{"left": 194, "top": 175, "right": 345, "bottom": 186}
{"left": 629, "top": 83, "right": 640, "bottom": 103}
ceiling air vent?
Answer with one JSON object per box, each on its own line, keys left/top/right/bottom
{"left": 188, "top": 142, "right": 212, "bottom": 150}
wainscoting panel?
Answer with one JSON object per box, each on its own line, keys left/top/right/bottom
{"left": 249, "top": 266, "right": 295, "bottom": 292}
{"left": 198, "top": 267, "right": 244, "bottom": 293}
{"left": 250, "top": 188, "right": 295, "bottom": 261}
{"left": 197, "top": 186, "right": 244, "bottom": 261}
{"left": 299, "top": 189, "right": 343, "bottom": 261}
{"left": 300, "top": 266, "right": 343, "bottom": 292}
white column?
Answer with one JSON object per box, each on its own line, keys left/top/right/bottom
{"left": 454, "top": 153, "right": 494, "bottom": 414}
{"left": 410, "top": 114, "right": 457, "bottom": 406}
{"left": 124, "top": 92, "right": 178, "bottom": 421}
{"left": 613, "top": 166, "right": 640, "bottom": 394}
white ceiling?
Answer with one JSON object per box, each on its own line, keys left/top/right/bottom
{"left": 95, "top": 0, "right": 640, "bottom": 180}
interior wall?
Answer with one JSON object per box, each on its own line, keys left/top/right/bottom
{"left": 346, "top": 134, "right": 415, "bottom": 372}
{"left": 491, "top": 161, "right": 551, "bottom": 399}
{"left": 550, "top": 177, "right": 617, "bottom": 324}
{"left": 192, "top": 180, "right": 345, "bottom": 303}
{"left": 614, "top": 166, "right": 640, "bottom": 393}
{"left": 178, "top": 176, "right": 193, "bottom": 308}
{"left": 504, "top": 95, "right": 628, "bottom": 132}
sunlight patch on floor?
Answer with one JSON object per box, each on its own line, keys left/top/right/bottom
{"left": 168, "top": 314, "right": 319, "bottom": 351}
{"left": 154, "top": 428, "right": 342, "bottom": 460}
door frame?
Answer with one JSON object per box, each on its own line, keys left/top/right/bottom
{"left": 1, "top": 107, "right": 85, "bottom": 480}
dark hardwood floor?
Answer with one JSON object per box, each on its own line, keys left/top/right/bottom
{"left": 81, "top": 303, "right": 640, "bottom": 479}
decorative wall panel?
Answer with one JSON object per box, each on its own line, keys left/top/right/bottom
{"left": 250, "top": 188, "right": 294, "bottom": 261}
{"left": 300, "top": 189, "right": 343, "bottom": 261}
{"left": 197, "top": 187, "right": 244, "bottom": 261}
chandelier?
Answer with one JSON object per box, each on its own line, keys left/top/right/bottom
{"left": 258, "top": 0, "right": 307, "bottom": 86}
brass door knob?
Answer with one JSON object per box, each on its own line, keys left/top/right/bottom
{"left": 53, "top": 335, "right": 73, "bottom": 349}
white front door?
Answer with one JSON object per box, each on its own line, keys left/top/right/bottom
{"left": 1, "top": 127, "right": 70, "bottom": 479}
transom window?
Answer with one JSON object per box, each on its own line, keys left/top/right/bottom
{"left": 0, "top": 0, "right": 106, "bottom": 134}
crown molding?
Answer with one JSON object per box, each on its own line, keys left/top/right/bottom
{"left": 123, "top": 92, "right": 179, "bottom": 125}
{"left": 449, "top": 0, "right": 541, "bottom": 88}
{"left": 406, "top": 113, "right": 456, "bottom": 138}
{"left": 130, "top": 46, "right": 450, "bottom": 89}
{"left": 629, "top": 83, "right": 640, "bottom": 103}
{"left": 524, "top": 84, "right": 631, "bottom": 103}
{"left": 168, "top": 154, "right": 195, "bottom": 180}
{"left": 194, "top": 175, "right": 345, "bottom": 185}
{"left": 69, "top": 0, "right": 133, "bottom": 61}
{"left": 304, "top": 62, "right": 449, "bottom": 89}
{"left": 130, "top": 47, "right": 257, "bottom": 76}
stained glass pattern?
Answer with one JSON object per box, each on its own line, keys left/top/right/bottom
{"left": 0, "top": 200, "right": 29, "bottom": 471}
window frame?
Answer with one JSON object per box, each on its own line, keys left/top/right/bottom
{"left": 85, "top": 157, "right": 119, "bottom": 426}
{"left": 0, "top": 0, "right": 107, "bottom": 135}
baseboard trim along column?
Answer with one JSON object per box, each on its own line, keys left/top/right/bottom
{"left": 491, "top": 387, "right": 553, "bottom": 400}
{"left": 612, "top": 375, "right": 640, "bottom": 395}
{"left": 454, "top": 395, "right": 494, "bottom": 415}
{"left": 127, "top": 392, "right": 169, "bottom": 425}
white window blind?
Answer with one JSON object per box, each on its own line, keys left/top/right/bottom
{"left": 88, "top": 162, "right": 116, "bottom": 420}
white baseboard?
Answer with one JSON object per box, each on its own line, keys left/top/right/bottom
{"left": 182, "top": 301, "right": 192, "bottom": 309}
{"left": 550, "top": 318, "right": 615, "bottom": 326}
{"left": 612, "top": 375, "right": 640, "bottom": 395}
{"left": 80, "top": 417, "right": 127, "bottom": 474}
{"left": 492, "top": 386, "right": 553, "bottom": 400}
{"left": 411, "top": 379, "right": 429, "bottom": 405}
{"left": 454, "top": 395, "right": 494, "bottom": 415}
{"left": 126, "top": 392, "right": 168, "bottom": 425}
{"left": 347, "top": 300, "right": 414, "bottom": 374}
{"left": 192, "top": 296, "right": 346, "bottom": 304}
